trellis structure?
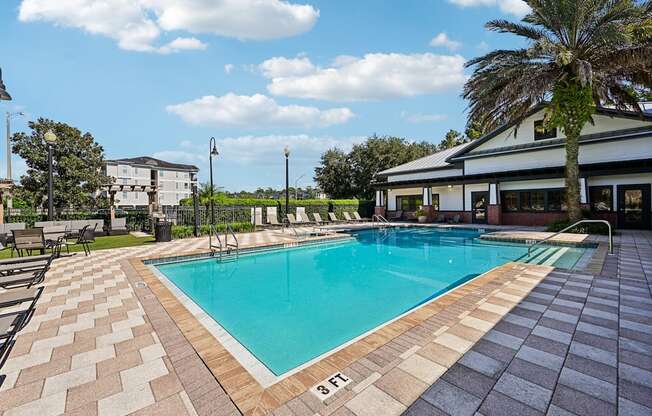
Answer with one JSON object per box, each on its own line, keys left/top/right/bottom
{"left": 101, "top": 183, "right": 159, "bottom": 219}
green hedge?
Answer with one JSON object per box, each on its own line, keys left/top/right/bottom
{"left": 171, "top": 222, "right": 255, "bottom": 239}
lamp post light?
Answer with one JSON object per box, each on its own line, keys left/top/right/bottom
{"left": 0, "top": 68, "right": 11, "bottom": 101}
{"left": 44, "top": 130, "right": 57, "bottom": 220}
{"left": 284, "top": 146, "right": 290, "bottom": 220}
{"left": 209, "top": 137, "right": 219, "bottom": 225}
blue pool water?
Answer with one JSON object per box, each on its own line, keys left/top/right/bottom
{"left": 155, "top": 227, "right": 590, "bottom": 375}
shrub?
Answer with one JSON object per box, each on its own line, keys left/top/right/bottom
{"left": 546, "top": 218, "right": 613, "bottom": 235}
{"left": 171, "top": 222, "right": 255, "bottom": 239}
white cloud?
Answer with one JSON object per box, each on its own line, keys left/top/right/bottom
{"left": 18, "top": 0, "right": 319, "bottom": 52}
{"left": 158, "top": 37, "right": 207, "bottom": 54}
{"left": 429, "top": 32, "right": 461, "bottom": 51}
{"left": 224, "top": 64, "right": 234, "bottom": 74}
{"left": 263, "top": 53, "right": 467, "bottom": 101}
{"left": 166, "top": 93, "right": 354, "bottom": 128}
{"left": 401, "top": 111, "right": 448, "bottom": 123}
{"left": 448, "top": 0, "right": 530, "bottom": 17}
{"left": 259, "top": 56, "right": 315, "bottom": 78}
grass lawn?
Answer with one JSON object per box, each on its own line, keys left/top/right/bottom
{"left": 0, "top": 234, "right": 156, "bottom": 259}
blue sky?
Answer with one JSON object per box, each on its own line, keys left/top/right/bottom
{"left": 0, "top": 0, "right": 529, "bottom": 191}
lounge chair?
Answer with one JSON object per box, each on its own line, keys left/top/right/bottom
{"left": 386, "top": 210, "right": 403, "bottom": 221}
{"left": 0, "top": 310, "right": 30, "bottom": 367}
{"left": 286, "top": 213, "right": 301, "bottom": 225}
{"left": 328, "top": 212, "right": 345, "bottom": 223}
{"left": 0, "top": 286, "right": 43, "bottom": 310}
{"left": 0, "top": 254, "right": 54, "bottom": 276}
{"left": 12, "top": 229, "right": 46, "bottom": 257}
{"left": 312, "top": 213, "right": 328, "bottom": 225}
{"left": 352, "top": 212, "right": 370, "bottom": 222}
{"left": 299, "top": 212, "right": 315, "bottom": 224}
{"left": 267, "top": 214, "right": 283, "bottom": 228}
{"left": 435, "top": 214, "right": 446, "bottom": 223}
{"left": 109, "top": 218, "right": 128, "bottom": 236}
{"left": 342, "top": 212, "right": 359, "bottom": 223}
{"left": 0, "top": 267, "right": 48, "bottom": 289}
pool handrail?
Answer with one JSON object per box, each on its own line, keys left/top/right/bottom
{"left": 209, "top": 224, "right": 223, "bottom": 257}
{"left": 372, "top": 214, "right": 390, "bottom": 227}
{"left": 224, "top": 224, "right": 239, "bottom": 257}
{"left": 527, "top": 219, "right": 613, "bottom": 257}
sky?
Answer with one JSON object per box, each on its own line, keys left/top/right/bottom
{"left": 0, "top": 0, "right": 530, "bottom": 191}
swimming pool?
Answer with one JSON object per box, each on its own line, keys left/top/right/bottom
{"left": 154, "top": 227, "right": 591, "bottom": 377}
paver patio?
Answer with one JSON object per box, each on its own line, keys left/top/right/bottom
{"left": 0, "top": 227, "right": 649, "bottom": 416}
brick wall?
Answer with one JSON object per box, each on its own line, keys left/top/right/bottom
{"left": 501, "top": 211, "right": 567, "bottom": 226}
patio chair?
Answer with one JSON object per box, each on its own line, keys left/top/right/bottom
{"left": 12, "top": 229, "right": 46, "bottom": 257}
{"left": 62, "top": 224, "right": 96, "bottom": 255}
{"left": 435, "top": 214, "right": 446, "bottom": 223}
{"left": 267, "top": 214, "right": 283, "bottom": 228}
{"left": 43, "top": 225, "right": 68, "bottom": 255}
{"left": 286, "top": 213, "right": 300, "bottom": 225}
{"left": 386, "top": 210, "right": 403, "bottom": 221}
{"left": 109, "top": 218, "right": 128, "bottom": 236}
{"left": 352, "top": 212, "right": 370, "bottom": 222}
{"left": 328, "top": 212, "right": 345, "bottom": 223}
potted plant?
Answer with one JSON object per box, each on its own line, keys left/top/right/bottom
{"left": 415, "top": 208, "right": 428, "bottom": 223}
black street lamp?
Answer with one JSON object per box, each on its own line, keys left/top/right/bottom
{"left": 284, "top": 146, "right": 290, "bottom": 220}
{"left": 209, "top": 137, "right": 219, "bottom": 225}
{"left": 44, "top": 130, "right": 57, "bottom": 220}
{"left": 0, "top": 68, "right": 11, "bottom": 101}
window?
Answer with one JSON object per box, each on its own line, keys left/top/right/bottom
{"left": 547, "top": 190, "right": 567, "bottom": 211}
{"left": 122, "top": 167, "right": 128, "bottom": 175}
{"left": 159, "top": 171, "right": 164, "bottom": 177}
{"left": 501, "top": 189, "right": 566, "bottom": 212}
{"left": 432, "top": 194, "right": 440, "bottom": 211}
{"left": 521, "top": 190, "right": 545, "bottom": 211}
{"left": 134, "top": 168, "right": 138, "bottom": 175}
{"left": 396, "top": 195, "right": 421, "bottom": 211}
{"left": 503, "top": 191, "right": 519, "bottom": 211}
{"left": 122, "top": 192, "right": 128, "bottom": 199}
{"left": 534, "top": 120, "right": 557, "bottom": 140}
{"left": 590, "top": 186, "right": 613, "bottom": 211}
{"left": 184, "top": 182, "right": 189, "bottom": 189}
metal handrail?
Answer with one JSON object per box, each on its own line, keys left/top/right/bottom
{"left": 224, "top": 224, "right": 239, "bottom": 257}
{"left": 209, "top": 224, "right": 223, "bottom": 257}
{"left": 527, "top": 219, "right": 613, "bottom": 256}
{"left": 372, "top": 214, "right": 390, "bottom": 227}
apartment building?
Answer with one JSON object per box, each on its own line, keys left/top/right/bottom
{"left": 104, "top": 157, "right": 198, "bottom": 207}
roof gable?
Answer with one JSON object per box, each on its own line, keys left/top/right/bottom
{"left": 377, "top": 142, "right": 470, "bottom": 177}
{"left": 106, "top": 156, "right": 199, "bottom": 171}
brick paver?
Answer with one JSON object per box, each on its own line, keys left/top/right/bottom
{"left": 404, "top": 230, "right": 652, "bottom": 416}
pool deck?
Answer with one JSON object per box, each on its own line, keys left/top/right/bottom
{"left": 0, "top": 227, "right": 649, "bottom": 416}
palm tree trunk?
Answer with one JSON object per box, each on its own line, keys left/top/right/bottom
{"left": 564, "top": 126, "right": 582, "bottom": 222}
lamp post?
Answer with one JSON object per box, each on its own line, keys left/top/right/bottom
{"left": 209, "top": 137, "right": 219, "bottom": 225}
{"left": 44, "top": 130, "right": 57, "bottom": 220}
{"left": 284, "top": 146, "right": 290, "bottom": 219}
{"left": 6, "top": 112, "right": 23, "bottom": 181}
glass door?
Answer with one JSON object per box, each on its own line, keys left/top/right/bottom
{"left": 617, "top": 185, "right": 651, "bottom": 229}
{"left": 472, "top": 191, "right": 488, "bottom": 224}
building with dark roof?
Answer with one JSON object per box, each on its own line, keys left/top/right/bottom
{"left": 103, "top": 157, "right": 199, "bottom": 207}
{"left": 373, "top": 106, "right": 652, "bottom": 229}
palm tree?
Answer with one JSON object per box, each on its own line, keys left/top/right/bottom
{"left": 464, "top": 0, "right": 651, "bottom": 221}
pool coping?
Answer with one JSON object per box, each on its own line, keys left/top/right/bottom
{"left": 127, "top": 231, "right": 569, "bottom": 415}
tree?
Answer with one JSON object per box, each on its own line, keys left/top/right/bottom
{"left": 463, "top": 0, "right": 651, "bottom": 221}
{"left": 464, "top": 119, "right": 486, "bottom": 140}
{"left": 11, "top": 118, "right": 109, "bottom": 209}
{"left": 314, "top": 149, "right": 354, "bottom": 198}
{"left": 438, "top": 129, "right": 465, "bottom": 150}
{"left": 315, "top": 135, "right": 437, "bottom": 199}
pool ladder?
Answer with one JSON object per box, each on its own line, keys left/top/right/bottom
{"left": 209, "top": 224, "right": 240, "bottom": 260}
{"left": 372, "top": 214, "right": 390, "bottom": 228}
{"left": 527, "top": 219, "right": 613, "bottom": 257}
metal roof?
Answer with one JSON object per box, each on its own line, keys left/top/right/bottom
{"left": 377, "top": 142, "right": 470, "bottom": 176}
{"left": 105, "top": 156, "right": 198, "bottom": 171}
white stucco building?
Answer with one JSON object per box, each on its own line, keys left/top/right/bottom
{"left": 373, "top": 105, "right": 652, "bottom": 229}
{"left": 104, "top": 157, "right": 198, "bottom": 207}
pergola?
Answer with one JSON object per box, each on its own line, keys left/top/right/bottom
{"left": 101, "top": 183, "right": 159, "bottom": 219}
